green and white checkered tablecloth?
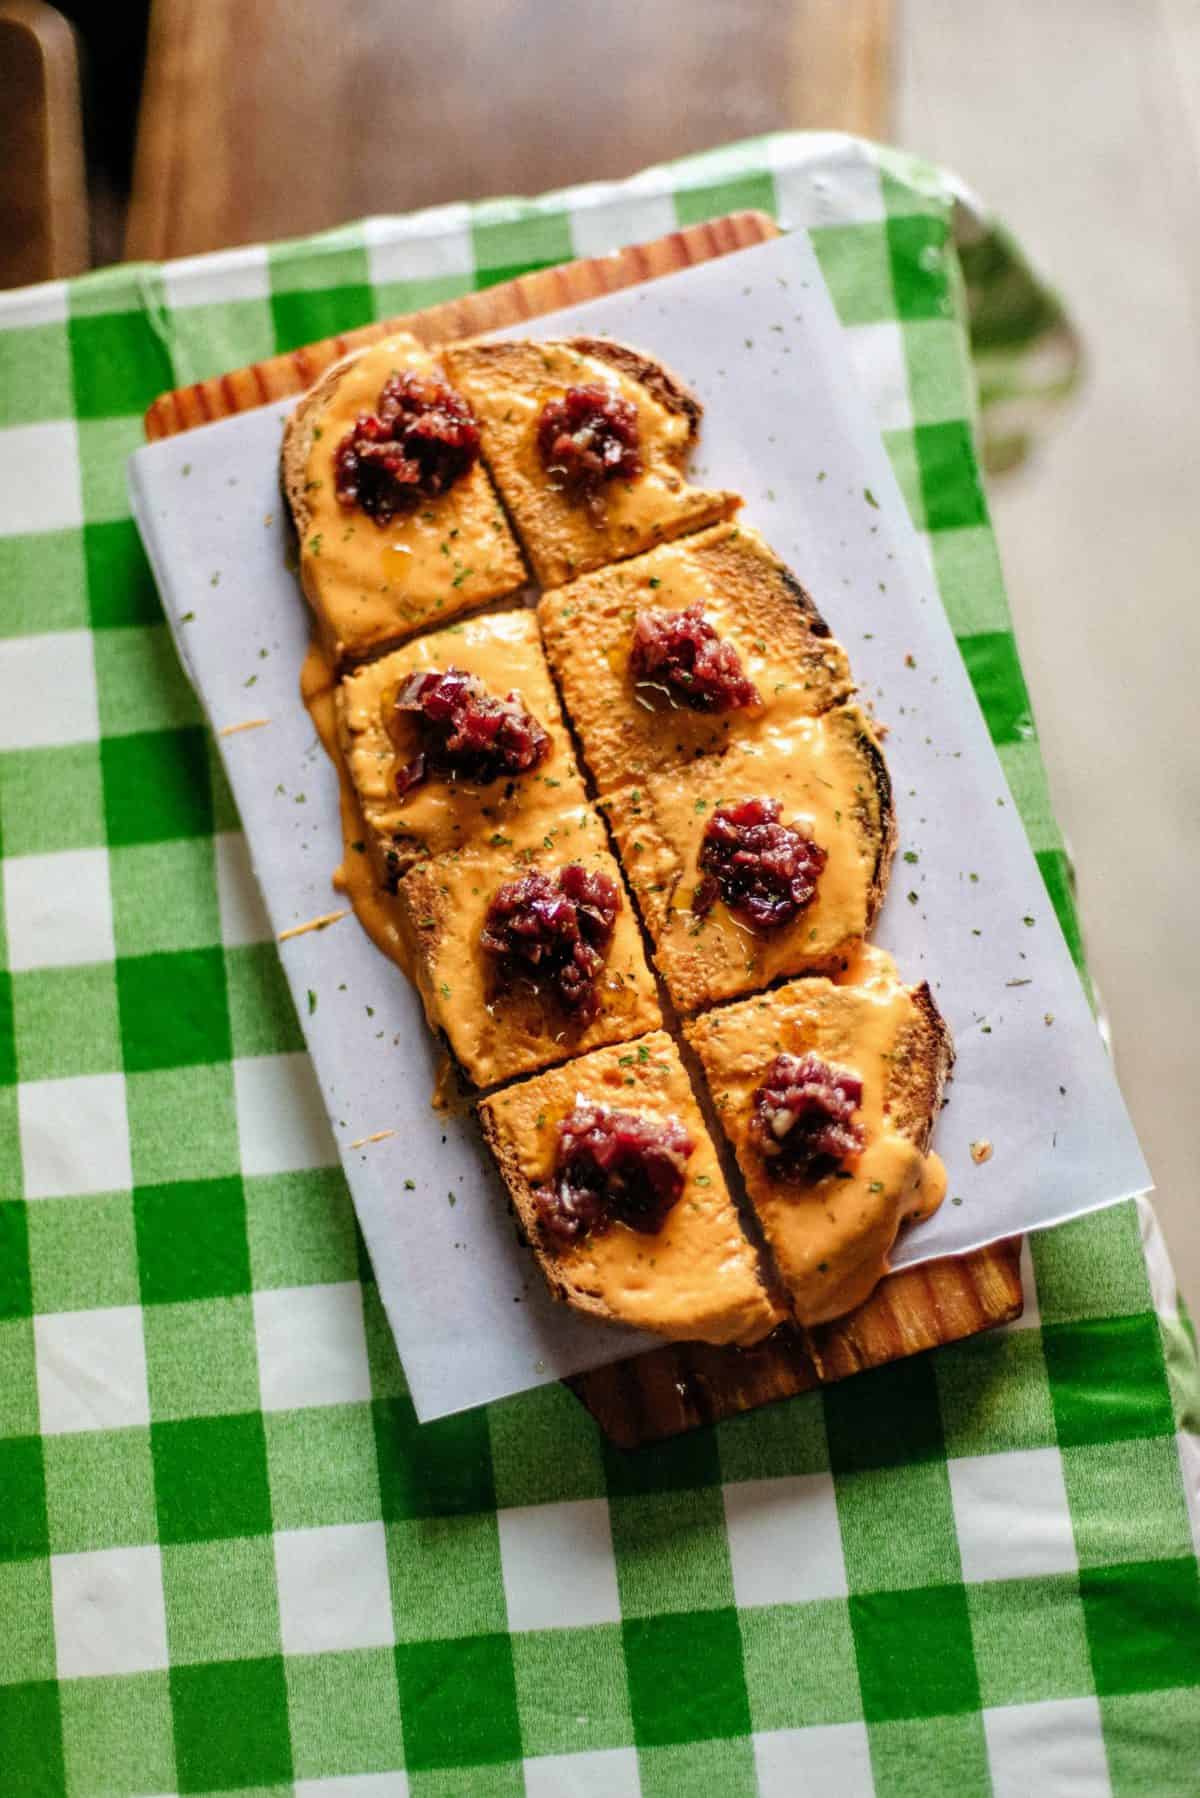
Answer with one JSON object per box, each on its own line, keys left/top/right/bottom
{"left": 1, "top": 134, "right": 1197, "bottom": 1797}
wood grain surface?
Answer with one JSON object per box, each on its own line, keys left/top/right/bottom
{"left": 0, "top": 1, "right": 87, "bottom": 287}
{"left": 146, "top": 208, "right": 1023, "bottom": 1445}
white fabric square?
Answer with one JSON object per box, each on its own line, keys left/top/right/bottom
{"left": 845, "top": 321, "right": 913, "bottom": 435}
{"left": 4, "top": 847, "right": 114, "bottom": 972}
{"left": 0, "top": 630, "right": 97, "bottom": 750}
{"left": 497, "top": 1499, "right": 621, "bottom": 1632}
{"left": 35, "top": 1306, "right": 150, "bottom": 1434}
{"left": 985, "top": 1697, "right": 1111, "bottom": 1798}
{"left": 769, "top": 134, "right": 887, "bottom": 227}
{"left": 723, "top": 1475, "right": 848, "bottom": 1607}
{"left": 52, "top": 1545, "right": 168, "bottom": 1677}
{"left": 233, "top": 1052, "right": 338, "bottom": 1175}
{"left": 569, "top": 183, "right": 678, "bottom": 259}
{"left": 295, "top": 1776, "right": 409, "bottom": 1798}
{"left": 275, "top": 1522, "right": 393, "bottom": 1654}
{"left": 163, "top": 245, "right": 270, "bottom": 309}
{"left": 365, "top": 208, "right": 474, "bottom": 288}
{"left": 949, "top": 1447, "right": 1077, "bottom": 1582}
{"left": 253, "top": 1281, "right": 371, "bottom": 1412}
{"left": 524, "top": 1747, "right": 641, "bottom": 1797}
{"left": 213, "top": 831, "right": 272, "bottom": 947}
{"left": 754, "top": 1722, "right": 875, "bottom": 1796}
{"left": 0, "top": 280, "right": 68, "bottom": 328}
{"left": 0, "top": 420, "right": 83, "bottom": 534}
{"left": 19, "top": 1073, "right": 131, "bottom": 1199}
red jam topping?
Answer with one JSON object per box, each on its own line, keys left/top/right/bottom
{"left": 534, "top": 1102, "right": 694, "bottom": 1246}
{"left": 693, "top": 797, "right": 826, "bottom": 929}
{"left": 480, "top": 864, "right": 621, "bottom": 1021}
{"left": 392, "top": 667, "right": 550, "bottom": 796}
{"left": 334, "top": 370, "right": 481, "bottom": 524}
{"left": 630, "top": 603, "right": 759, "bottom": 712}
{"left": 536, "top": 384, "right": 642, "bottom": 507}
{"left": 750, "top": 1052, "right": 864, "bottom": 1174}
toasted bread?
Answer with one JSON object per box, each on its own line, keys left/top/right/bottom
{"left": 538, "top": 523, "right": 854, "bottom": 795}
{"left": 685, "top": 947, "right": 953, "bottom": 1325}
{"left": 394, "top": 806, "right": 661, "bottom": 1089}
{"left": 440, "top": 337, "right": 740, "bottom": 587}
{"left": 601, "top": 701, "right": 895, "bottom": 1013}
{"left": 282, "top": 333, "right": 527, "bottom": 665}
{"left": 477, "top": 1031, "right": 785, "bottom": 1345}
{"left": 337, "top": 609, "right": 589, "bottom": 892}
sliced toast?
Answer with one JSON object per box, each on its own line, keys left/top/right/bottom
{"left": 478, "top": 1032, "right": 786, "bottom": 1345}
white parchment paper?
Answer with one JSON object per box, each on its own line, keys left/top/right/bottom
{"left": 128, "top": 230, "right": 1150, "bottom": 1420}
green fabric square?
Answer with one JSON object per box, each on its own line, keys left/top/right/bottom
{"left": 0, "top": 1320, "right": 40, "bottom": 1439}
{"left": 0, "top": 975, "right": 14, "bottom": 1088}
{"left": 902, "top": 317, "right": 971, "bottom": 425}
{"left": 930, "top": 524, "right": 1011, "bottom": 636}
{"left": 101, "top": 726, "right": 214, "bottom": 847}
{"left": 936, "top": 1329, "right": 1057, "bottom": 1458}
{"left": 162, "top": 1535, "right": 282, "bottom": 1663}
{"left": 265, "top": 1402, "right": 381, "bottom": 1528}
{"left": 152, "top": 1411, "right": 272, "bottom": 1542}
{"left": 716, "top": 1389, "right": 829, "bottom": 1483}
{"left": 144, "top": 1296, "right": 261, "bottom": 1420}
{"left": 76, "top": 416, "right": 145, "bottom": 524}
{"left": 487, "top": 1380, "right": 606, "bottom": 1508}
{"left": 623, "top": 1607, "right": 751, "bottom": 1746}
{"left": 170, "top": 1655, "right": 293, "bottom": 1792}
{"left": 43, "top": 1427, "right": 158, "bottom": 1553}
{"left": 84, "top": 518, "right": 163, "bottom": 631}
{"left": 674, "top": 171, "right": 776, "bottom": 228}
{"left": 610, "top": 1487, "right": 734, "bottom": 1618}
{"left": 811, "top": 223, "right": 896, "bottom": 327}
{"left": 134, "top": 1176, "right": 251, "bottom": 1305}
{"left": 1079, "top": 1558, "right": 1200, "bottom": 1696}
{"left": 823, "top": 1355, "right": 945, "bottom": 1474}
{"left": 126, "top": 1064, "right": 240, "bottom": 1184}
{"left": 13, "top": 964, "right": 121, "bottom": 1082}
{"left": 1100, "top": 1690, "right": 1200, "bottom": 1798}
{"left": 956, "top": 631, "right": 1034, "bottom": 745}
{"left": 0, "top": 1436, "right": 49, "bottom": 1562}
{"left": 270, "top": 285, "right": 374, "bottom": 354}
{"left": 966, "top": 1574, "right": 1094, "bottom": 1707}
{"left": 1037, "top": 848, "right": 1087, "bottom": 972}
{"left": 471, "top": 210, "right": 573, "bottom": 285}
{"left": 168, "top": 299, "right": 276, "bottom": 384}
{"left": 0, "top": 1089, "right": 20, "bottom": 1202}
{"left": 359, "top": 1279, "right": 406, "bottom": 1398}
{"left": 639, "top": 1737, "right": 758, "bottom": 1798}
{"left": 868, "top": 1713, "right": 990, "bottom": 1798}
{"left": 116, "top": 947, "right": 231, "bottom": 1072}
{"left": 914, "top": 420, "right": 988, "bottom": 533}
{"left": 510, "top": 1624, "right": 634, "bottom": 1755}
{"left": 881, "top": 427, "right": 927, "bottom": 530}
{"left": 0, "top": 1201, "right": 32, "bottom": 1321}
{"left": 27, "top": 1193, "right": 139, "bottom": 1313}
{"left": 373, "top": 273, "right": 474, "bottom": 319}
{"left": 386, "top": 1513, "right": 506, "bottom": 1642}
{"left": 1042, "top": 1313, "right": 1175, "bottom": 1448}
{"left": 408, "top": 1763, "right": 524, "bottom": 1798}
{"left": 1063, "top": 1438, "right": 1195, "bottom": 1570}
{"left": 69, "top": 309, "right": 174, "bottom": 420}
{"left": 0, "top": 322, "right": 73, "bottom": 425}
{"left": 284, "top": 1646, "right": 404, "bottom": 1779}
{"left": 0, "top": 1682, "right": 65, "bottom": 1797}
{"left": 225, "top": 942, "right": 304, "bottom": 1057}
{"left": 0, "top": 743, "right": 105, "bottom": 856}
{"left": 0, "top": 530, "right": 87, "bottom": 637}
{"left": 246, "top": 1169, "right": 360, "bottom": 1293}
{"left": 374, "top": 1395, "right": 495, "bottom": 1521}
{"left": 395, "top": 1634, "right": 521, "bottom": 1769}
{"left": 1033, "top": 1204, "right": 1152, "bottom": 1324}
{"left": 109, "top": 836, "right": 220, "bottom": 957}
{"left": 60, "top": 1671, "right": 176, "bottom": 1798}
{"left": 849, "top": 1586, "right": 979, "bottom": 1722}
{"left": 0, "top": 1556, "right": 55, "bottom": 1684}
{"left": 602, "top": 1425, "right": 721, "bottom": 1497}
{"left": 93, "top": 622, "right": 201, "bottom": 738}
{"left": 740, "top": 1599, "right": 863, "bottom": 1728}
{"left": 836, "top": 1461, "right": 962, "bottom": 1593}
{"left": 887, "top": 213, "right": 952, "bottom": 320}
{"left": 68, "top": 261, "right": 158, "bottom": 319}
{"left": 208, "top": 735, "right": 241, "bottom": 833}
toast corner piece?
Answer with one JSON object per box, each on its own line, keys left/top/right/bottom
{"left": 441, "top": 336, "right": 741, "bottom": 588}
{"left": 477, "top": 1032, "right": 786, "bottom": 1347}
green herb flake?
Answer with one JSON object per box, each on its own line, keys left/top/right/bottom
{"left": 307, "top": 989, "right": 317, "bottom": 1015}
{"left": 864, "top": 487, "right": 879, "bottom": 509}
{"left": 903, "top": 850, "right": 919, "bottom": 864}
{"left": 404, "top": 1178, "right": 415, "bottom": 1190}
{"left": 308, "top": 534, "right": 323, "bottom": 556}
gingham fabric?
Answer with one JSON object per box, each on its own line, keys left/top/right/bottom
{"left": 1, "top": 135, "right": 1197, "bottom": 1798}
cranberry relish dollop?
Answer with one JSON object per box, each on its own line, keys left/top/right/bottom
{"left": 534, "top": 1102, "right": 695, "bottom": 1247}
{"left": 480, "top": 864, "right": 621, "bottom": 1022}
{"left": 750, "top": 1052, "right": 865, "bottom": 1174}
{"left": 630, "top": 603, "right": 759, "bottom": 712}
{"left": 693, "top": 797, "right": 827, "bottom": 929}
{"left": 536, "top": 384, "right": 642, "bottom": 506}
{"left": 334, "top": 370, "right": 481, "bottom": 525}
{"left": 391, "top": 667, "right": 550, "bottom": 797}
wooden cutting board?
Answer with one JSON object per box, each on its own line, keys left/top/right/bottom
{"left": 145, "top": 209, "right": 1023, "bottom": 1447}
